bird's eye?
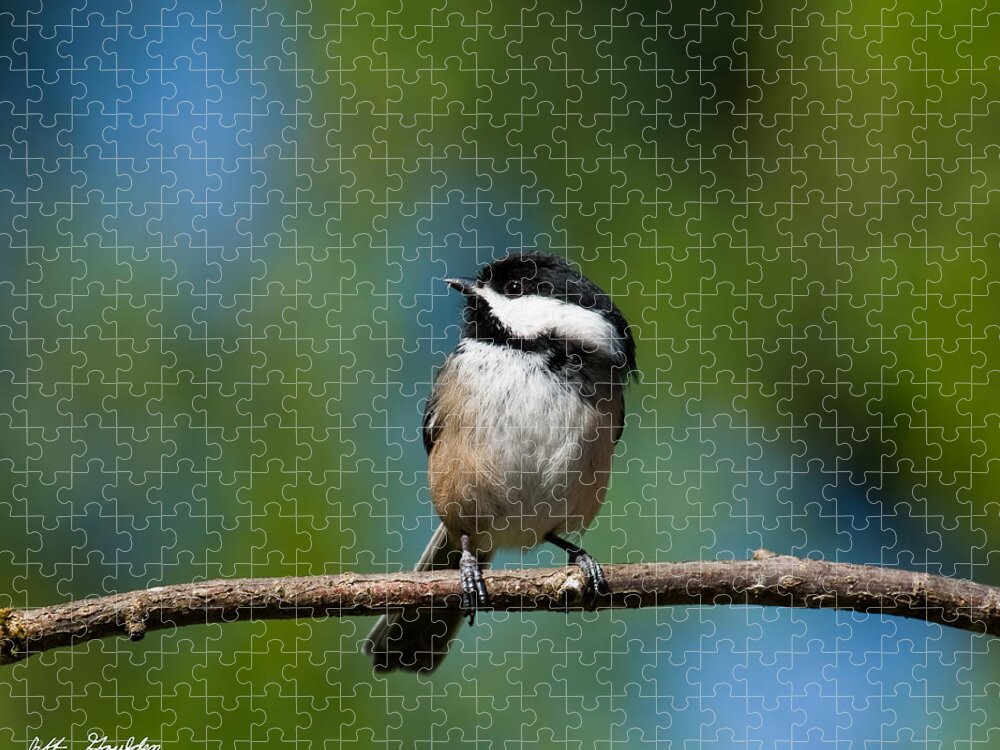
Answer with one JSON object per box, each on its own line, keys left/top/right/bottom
{"left": 503, "top": 279, "right": 523, "bottom": 297}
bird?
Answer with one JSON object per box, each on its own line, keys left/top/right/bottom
{"left": 364, "top": 252, "right": 636, "bottom": 672}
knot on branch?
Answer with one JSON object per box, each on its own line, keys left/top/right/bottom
{"left": 123, "top": 604, "right": 148, "bottom": 641}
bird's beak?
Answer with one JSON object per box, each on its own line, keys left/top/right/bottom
{"left": 444, "top": 277, "right": 478, "bottom": 295}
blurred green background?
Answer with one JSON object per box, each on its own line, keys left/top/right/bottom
{"left": 2, "top": 0, "right": 999, "bottom": 746}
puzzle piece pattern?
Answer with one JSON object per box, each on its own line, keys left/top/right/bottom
{"left": 1, "top": 0, "right": 998, "bottom": 747}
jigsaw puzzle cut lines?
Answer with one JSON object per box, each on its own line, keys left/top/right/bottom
{"left": 0, "top": 1, "right": 998, "bottom": 747}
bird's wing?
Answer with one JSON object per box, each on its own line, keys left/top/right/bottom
{"left": 611, "top": 386, "right": 627, "bottom": 445}
{"left": 421, "top": 354, "right": 453, "bottom": 455}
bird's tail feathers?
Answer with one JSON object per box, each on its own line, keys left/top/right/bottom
{"left": 364, "top": 523, "right": 490, "bottom": 673}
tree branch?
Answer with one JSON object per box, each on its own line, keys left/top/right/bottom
{"left": 3, "top": 550, "right": 1000, "bottom": 666}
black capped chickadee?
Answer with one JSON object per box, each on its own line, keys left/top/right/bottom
{"left": 365, "top": 252, "right": 636, "bottom": 672}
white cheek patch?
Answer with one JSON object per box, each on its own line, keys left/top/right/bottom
{"left": 475, "top": 286, "right": 617, "bottom": 352}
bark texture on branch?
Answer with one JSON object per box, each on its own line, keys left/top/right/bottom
{"left": 3, "top": 551, "right": 1000, "bottom": 666}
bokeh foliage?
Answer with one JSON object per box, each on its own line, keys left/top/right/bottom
{"left": 1, "top": 0, "right": 998, "bottom": 746}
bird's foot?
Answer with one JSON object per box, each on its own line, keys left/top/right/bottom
{"left": 568, "top": 550, "right": 610, "bottom": 610}
{"left": 545, "top": 533, "right": 611, "bottom": 611}
{"left": 459, "top": 534, "right": 490, "bottom": 625}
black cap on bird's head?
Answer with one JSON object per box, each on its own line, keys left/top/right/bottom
{"left": 443, "top": 252, "right": 636, "bottom": 382}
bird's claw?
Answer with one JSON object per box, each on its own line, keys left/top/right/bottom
{"left": 459, "top": 548, "right": 490, "bottom": 625}
{"left": 570, "top": 551, "right": 610, "bottom": 610}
